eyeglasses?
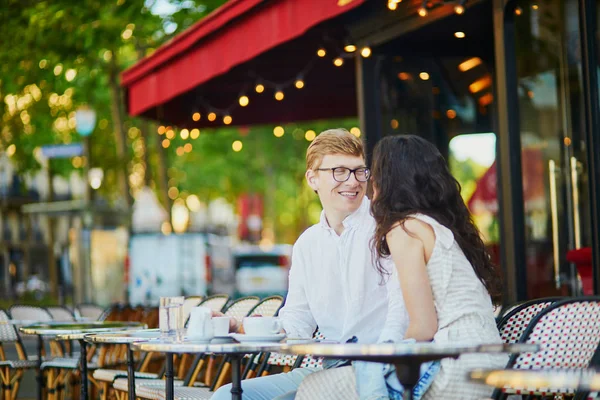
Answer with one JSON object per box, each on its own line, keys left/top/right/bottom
{"left": 316, "top": 167, "right": 371, "bottom": 182}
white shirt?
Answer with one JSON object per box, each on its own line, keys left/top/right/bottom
{"left": 279, "top": 198, "right": 408, "bottom": 344}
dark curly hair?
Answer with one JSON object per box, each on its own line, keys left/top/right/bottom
{"left": 370, "top": 135, "right": 502, "bottom": 304}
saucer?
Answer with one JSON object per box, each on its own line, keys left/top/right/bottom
{"left": 185, "top": 336, "right": 213, "bottom": 344}
{"left": 231, "top": 333, "right": 286, "bottom": 343}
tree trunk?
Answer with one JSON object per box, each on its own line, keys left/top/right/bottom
{"left": 151, "top": 121, "right": 171, "bottom": 213}
{"left": 139, "top": 120, "right": 153, "bottom": 187}
{"left": 108, "top": 54, "right": 132, "bottom": 209}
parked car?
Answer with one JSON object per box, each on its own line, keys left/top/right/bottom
{"left": 233, "top": 244, "right": 292, "bottom": 297}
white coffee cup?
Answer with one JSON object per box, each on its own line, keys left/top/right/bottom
{"left": 187, "top": 307, "right": 214, "bottom": 340}
{"left": 212, "top": 316, "right": 231, "bottom": 337}
{"left": 243, "top": 317, "right": 283, "bottom": 336}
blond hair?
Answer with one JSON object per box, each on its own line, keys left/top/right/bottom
{"left": 306, "top": 128, "right": 365, "bottom": 170}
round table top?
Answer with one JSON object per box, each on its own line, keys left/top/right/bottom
{"left": 84, "top": 329, "right": 161, "bottom": 344}
{"left": 272, "top": 342, "right": 539, "bottom": 359}
{"left": 130, "top": 338, "right": 280, "bottom": 354}
{"left": 469, "top": 368, "right": 600, "bottom": 391}
{"left": 21, "top": 321, "right": 146, "bottom": 339}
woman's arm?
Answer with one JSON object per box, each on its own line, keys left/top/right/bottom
{"left": 386, "top": 219, "right": 438, "bottom": 341}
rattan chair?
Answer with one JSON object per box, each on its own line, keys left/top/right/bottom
{"left": 496, "top": 297, "right": 563, "bottom": 345}
{"left": 493, "top": 297, "right": 600, "bottom": 400}
{"left": 0, "top": 309, "right": 37, "bottom": 400}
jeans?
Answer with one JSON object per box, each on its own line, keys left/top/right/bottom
{"left": 354, "top": 359, "right": 440, "bottom": 400}
{"left": 210, "top": 368, "right": 318, "bottom": 400}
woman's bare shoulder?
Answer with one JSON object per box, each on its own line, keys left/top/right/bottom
{"left": 387, "top": 218, "right": 435, "bottom": 243}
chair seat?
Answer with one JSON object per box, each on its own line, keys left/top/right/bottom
{"left": 0, "top": 359, "right": 38, "bottom": 369}
{"left": 267, "top": 352, "right": 298, "bottom": 367}
{"left": 41, "top": 357, "right": 100, "bottom": 370}
{"left": 172, "top": 386, "right": 213, "bottom": 400}
{"left": 113, "top": 377, "right": 185, "bottom": 392}
{"left": 93, "top": 368, "right": 159, "bottom": 382}
{"left": 137, "top": 385, "right": 212, "bottom": 400}
{"left": 502, "top": 387, "right": 576, "bottom": 397}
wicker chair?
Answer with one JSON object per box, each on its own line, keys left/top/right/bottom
{"left": 493, "top": 297, "right": 600, "bottom": 399}
{"left": 0, "top": 309, "right": 37, "bottom": 400}
{"left": 76, "top": 303, "right": 107, "bottom": 321}
{"left": 496, "top": 297, "right": 563, "bottom": 345}
{"left": 112, "top": 296, "right": 261, "bottom": 400}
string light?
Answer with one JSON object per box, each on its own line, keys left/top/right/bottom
{"left": 360, "top": 47, "right": 372, "bottom": 58}
{"left": 190, "top": 129, "right": 200, "bottom": 139}
{"left": 344, "top": 44, "right": 356, "bottom": 53}
{"left": 388, "top": 2, "right": 398, "bottom": 10}
{"left": 454, "top": 0, "right": 466, "bottom": 14}
{"left": 192, "top": 112, "right": 201, "bottom": 121}
{"left": 333, "top": 57, "right": 344, "bottom": 67}
{"left": 317, "top": 48, "right": 326, "bottom": 57}
{"left": 239, "top": 95, "right": 249, "bottom": 107}
{"left": 158, "top": 126, "right": 166, "bottom": 134}
{"left": 295, "top": 79, "right": 305, "bottom": 89}
{"left": 255, "top": 84, "right": 265, "bottom": 93}
{"left": 232, "top": 140, "right": 243, "bottom": 152}
{"left": 454, "top": 31, "right": 466, "bottom": 38}
{"left": 180, "top": 129, "right": 189, "bottom": 139}
{"left": 418, "top": 6, "right": 428, "bottom": 16}
{"left": 223, "top": 115, "right": 232, "bottom": 125}
{"left": 275, "top": 90, "right": 284, "bottom": 101}
{"left": 208, "top": 112, "right": 217, "bottom": 121}
{"left": 273, "top": 126, "right": 284, "bottom": 137}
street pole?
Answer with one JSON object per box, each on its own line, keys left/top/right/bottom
{"left": 75, "top": 106, "right": 96, "bottom": 304}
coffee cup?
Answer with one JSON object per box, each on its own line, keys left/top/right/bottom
{"left": 243, "top": 317, "right": 283, "bottom": 336}
{"left": 212, "top": 316, "right": 231, "bottom": 337}
{"left": 187, "top": 307, "right": 214, "bottom": 340}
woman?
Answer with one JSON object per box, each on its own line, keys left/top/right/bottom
{"left": 369, "top": 135, "right": 506, "bottom": 399}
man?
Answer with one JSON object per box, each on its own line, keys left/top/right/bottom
{"left": 211, "top": 128, "right": 407, "bottom": 400}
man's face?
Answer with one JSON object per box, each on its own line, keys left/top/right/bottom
{"left": 306, "top": 154, "right": 368, "bottom": 217}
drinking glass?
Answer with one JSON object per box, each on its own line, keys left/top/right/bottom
{"left": 159, "top": 296, "right": 185, "bottom": 341}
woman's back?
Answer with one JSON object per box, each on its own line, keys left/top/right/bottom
{"left": 410, "top": 213, "right": 506, "bottom": 399}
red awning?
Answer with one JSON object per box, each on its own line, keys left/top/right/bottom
{"left": 122, "top": 0, "right": 366, "bottom": 126}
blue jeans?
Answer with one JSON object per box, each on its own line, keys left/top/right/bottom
{"left": 354, "top": 361, "right": 440, "bottom": 400}
{"left": 210, "top": 367, "right": 318, "bottom": 400}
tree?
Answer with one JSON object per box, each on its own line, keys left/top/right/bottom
{"left": 0, "top": 0, "right": 225, "bottom": 204}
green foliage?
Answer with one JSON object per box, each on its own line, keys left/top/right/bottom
{"left": 0, "top": 0, "right": 223, "bottom": 187}
{"left": 167, "top": 120, "right": 360, "bottom": 243}
{"left": 0, "top": 1, "right": 360, "bottom": 243}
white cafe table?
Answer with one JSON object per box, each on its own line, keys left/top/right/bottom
{"left": 21, "top": 321, "right": 145, "bottom": 400}
{"left": 469, "top": 368, "right": 600, "bottom": 395}
{"left": 270, "top": 342, "right": 540, "bottom": 400}
{"left": 131, "top": 339, "right": 277, "bottom": 400}
{"left": 84, "top": 329, "right": 161, "bottom": 400}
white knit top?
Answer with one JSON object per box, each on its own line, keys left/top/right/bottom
{"left": 411, "top": 214, "right": 508, "bottom": 400}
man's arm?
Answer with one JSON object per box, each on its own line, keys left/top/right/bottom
{"left": 377, "top": 259, "right": 410, "bottom": 343}
{"left": 278, "top": 244, "right": 317, "bottom": 338}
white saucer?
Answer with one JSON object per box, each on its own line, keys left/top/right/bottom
{"left": 185, "top": 336, "right": 213, "bottom": 343}
{"left": 231, "top": 333, "right": 286, "bottom": 343}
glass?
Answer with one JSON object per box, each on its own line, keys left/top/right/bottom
{"left": 159, "top": 296, "right": 185, "bottom": 341}
{"left": 514, "top": 0, "right": 590, "bottom": 297}
{"left": 316, "top": 167, "right": 371, "bottom": 182}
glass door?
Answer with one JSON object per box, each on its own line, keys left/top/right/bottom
{"left": 514, "top": 0, "right": 593, "bottom": 297}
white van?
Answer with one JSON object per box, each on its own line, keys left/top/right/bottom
{"left": 233, "top": 244, "right": 292, "bottom": 297}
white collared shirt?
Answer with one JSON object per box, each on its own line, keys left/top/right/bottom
{"left": 279, "top": 198, "right": 408, "bottom": 343}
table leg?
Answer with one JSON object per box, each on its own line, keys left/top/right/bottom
{"left": 127, "top": 347, "right": 136, "bottom": 400}
{"left": 36, "top": 336, "right": 43, "bottom": 400}
{"left": 394, "top": 363, "right": 421, "bottom": 400}
{"left": 79, "top": 339, "right": 88, "bottom": 400}
{"left": 230, "top": 355, "right": 243, "bottom": 400}
{"left": 166, "top": 353, "right": 174, "bottom": 400}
